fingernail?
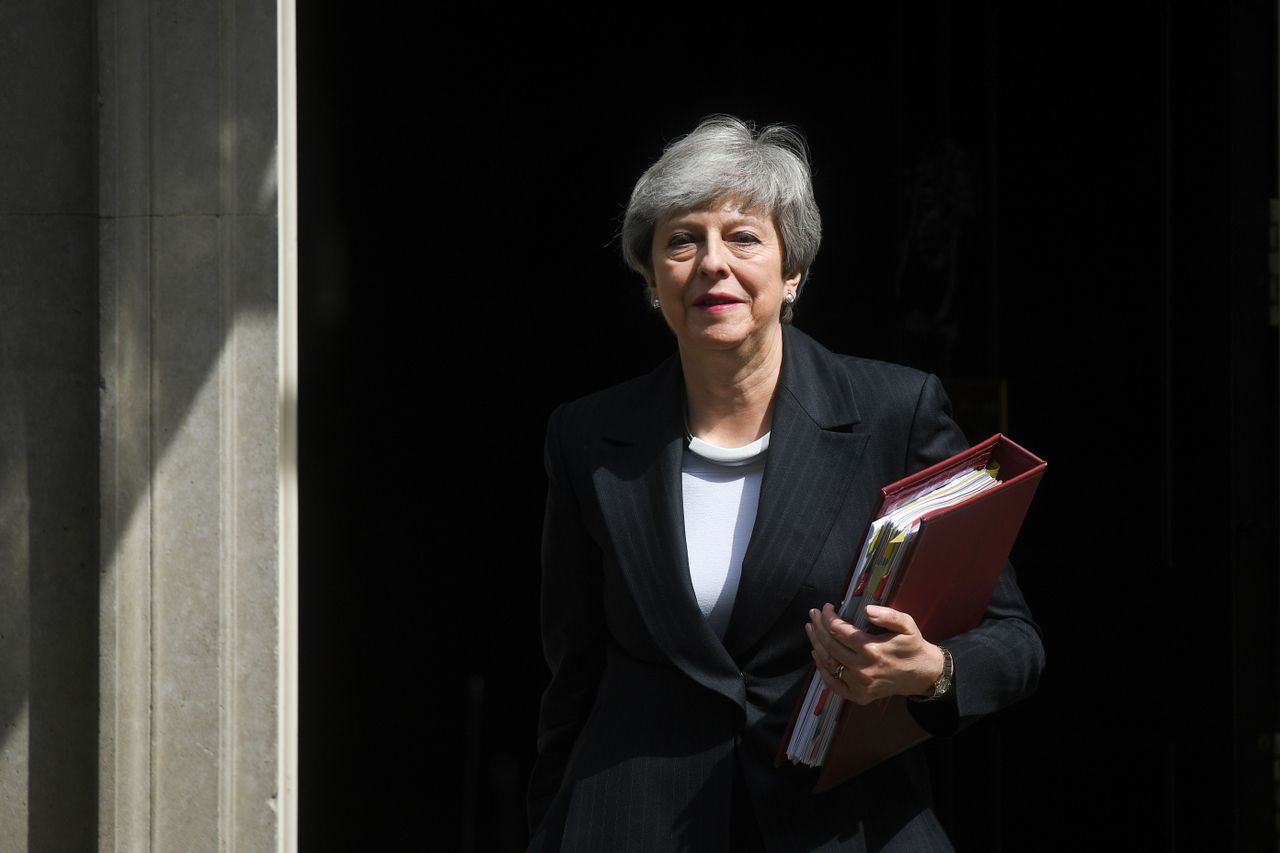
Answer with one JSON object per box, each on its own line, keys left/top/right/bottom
{"left": 809, "top": 608, "right": 818, "bottom": 618}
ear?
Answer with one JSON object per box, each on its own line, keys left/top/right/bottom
{"left": 784, "top": 269, "right": 803, "bottom": 291}
{"left": 642, "top": 278, "right": 660, "bottom": 310}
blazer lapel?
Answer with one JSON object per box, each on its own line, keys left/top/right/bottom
{"left": 723, "top": 326, "right": 871, "bottom": 658}
{"left": 590, "top": 356, "right": 747, "bottom": 712}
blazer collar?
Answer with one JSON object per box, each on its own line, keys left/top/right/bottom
{"left": 597, "top": 325, "right": 863, "bottom": 441}
{"left": 590, "top": 326, "right": 870, "bottom": 703}
{"left": 721, "top": 326, "right": 869, "bottom": 656}
{"left": 590, "top": 358, "right": 749, "bottom": 711}
{"left": 774, "top": 324, "right": 863, "bottom": 429}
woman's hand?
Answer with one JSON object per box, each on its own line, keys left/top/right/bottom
{"left": 805, "top": 603, "right": 945, "bottom": 705}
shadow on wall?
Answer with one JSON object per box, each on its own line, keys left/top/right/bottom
{"left": 0, "top": 267, "right": 280, "bottom": 847}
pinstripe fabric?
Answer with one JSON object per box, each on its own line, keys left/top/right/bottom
{"left": 528, "top": 326, "right": 1044, "bottom": 852}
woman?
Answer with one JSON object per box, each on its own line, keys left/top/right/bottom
{"left": 528, "top": 116, "right": 1044, "bottom": 852}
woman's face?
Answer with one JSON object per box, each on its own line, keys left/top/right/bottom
{"left": 648, "top": 200, "right": 801, "bottom": 358}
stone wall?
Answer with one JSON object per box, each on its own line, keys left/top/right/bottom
{"left": 0, "top": 0, "right": 290, "bottom": 849}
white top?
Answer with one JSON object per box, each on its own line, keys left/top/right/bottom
{"left": 681, "top": 432, "right": 770, "bottom": 638}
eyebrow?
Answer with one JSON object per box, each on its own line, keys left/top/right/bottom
{"left": 661, "top": 211, "right": 770, "bottom": 231}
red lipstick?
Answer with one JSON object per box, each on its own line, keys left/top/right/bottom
{"left": 694, "top": 293, "right": 742, "bottom": 311}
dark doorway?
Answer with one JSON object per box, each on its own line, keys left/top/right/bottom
{"left": 299, "top": 7, "right": 1278, "bottom": 851}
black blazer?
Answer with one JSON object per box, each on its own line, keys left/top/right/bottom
{"left": 528, "top": 325, "right": 1044, "bottom": 852}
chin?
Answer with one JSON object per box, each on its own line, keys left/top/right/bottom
{"left": 684, "top": 326, "right": 770, "bottom": 353}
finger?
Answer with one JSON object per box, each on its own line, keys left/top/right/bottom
{"left": 814, "top": 659, "right": 875, "bottom": 706}
{"left": 808, "top": 626, "right": 879, "bottom": 693}
{"left": 864, "top": 604, "right": 919, "bottom": 636}
{"left": 819, "top": 606, "right": 874, "bottom": 659}
{"left": 812, "top": 654, "right": 851, "bottom": 700}
{"left": 810, "top": 648, "right": 843, "bottom": 683}
{"left": 820, "top": 604, "right": 865, "bottom": 645}
{"left": 812, "top": 652, "right": 872, "bottom": 703}
{"left": 805, "top": 620, "right": 843, "bottom": 665}
{"left": 806, "top": 619, "right": 857, "bottom": 670}
{"left": 804, "top": 621, "right": 820, "bottom": 653}
{"left": 809, "top": 608, "right": 849, "bottom": 648}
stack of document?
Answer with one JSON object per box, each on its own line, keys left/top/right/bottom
{"left": 785, "top": 464, "right": 1001, "bottom": 767}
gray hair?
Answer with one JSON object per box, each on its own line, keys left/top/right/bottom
{"left": 621, "top": 115, "right": 822, "bottom": 323}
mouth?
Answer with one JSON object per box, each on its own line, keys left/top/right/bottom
{"left": 694, "top": 293, "right": 742, "bottom": 308}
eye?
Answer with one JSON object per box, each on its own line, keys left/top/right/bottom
{"left": 666, "top": 232, "right": 695, "bottom": 248}
{"left": 731, "top": 232, "right": 761, "bottom": 244}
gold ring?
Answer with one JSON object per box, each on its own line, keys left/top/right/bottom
{"left": 832, "top": 664, "right": 845, "bottom": 681}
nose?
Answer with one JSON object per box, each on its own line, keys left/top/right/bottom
{"left": 698, "top": 235, "right": 731, "bottom": 279}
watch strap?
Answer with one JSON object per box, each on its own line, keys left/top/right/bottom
{"left": 909, "top": 645, "right": 953, "bottom": 703}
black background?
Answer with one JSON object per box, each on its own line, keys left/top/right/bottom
{"left": 299, "top": 6, "right": 1278, "bottom": 851}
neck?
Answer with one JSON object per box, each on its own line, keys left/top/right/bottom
{"left": 679, "top": 326, "right": 784, "bottom": 447}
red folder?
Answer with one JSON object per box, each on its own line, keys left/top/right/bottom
{"left": 777, "top": 434, "right": 1047, "bottom": 792}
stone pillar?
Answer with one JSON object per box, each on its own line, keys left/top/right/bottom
{"left": 98, "top": 0, "right": 290, "bottom": 850}
{"left": 0, "top": 0, "right": 294, "bottom": 849}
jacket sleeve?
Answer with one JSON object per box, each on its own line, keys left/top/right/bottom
{"left": 903, "top": 374, "right": 1047, "bottom": 736}
{"left": 527, "top": 403, "right": 607, "bottom": 834}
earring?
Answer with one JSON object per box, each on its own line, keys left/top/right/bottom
{"left": 784, "top": 291, "right": 796, "bottom": 305}
{"left": 651, "top": 296, "right": 661, "bottom": 310}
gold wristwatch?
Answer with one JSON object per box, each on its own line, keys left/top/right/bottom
{"left": 910, "top": 646, "right": 953, "bottom": 702}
